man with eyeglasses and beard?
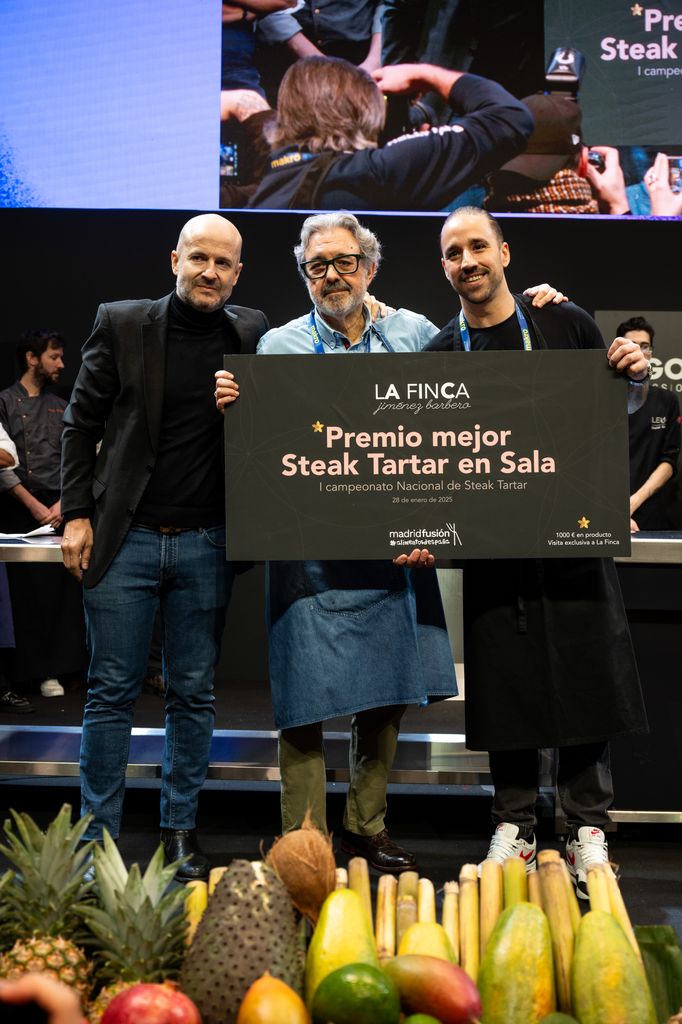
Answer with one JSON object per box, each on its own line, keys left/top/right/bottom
{"left": 217, "top": 211, "right": 456, "bottom": 871}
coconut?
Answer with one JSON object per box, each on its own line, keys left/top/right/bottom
{"left": 265, "top": 810, "right": 336, "bottom": 925}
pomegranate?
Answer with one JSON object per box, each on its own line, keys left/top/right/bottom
{"left": 101, "top": 982, "right": 202, "bottom": 1024}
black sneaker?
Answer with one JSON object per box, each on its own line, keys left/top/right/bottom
{"left": 0, "top": 689, "right": 35, "bottom": 714}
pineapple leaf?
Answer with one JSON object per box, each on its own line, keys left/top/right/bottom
{"left": 0, "top": 805, "right": 95, "bottom": 939}
{"left": 141, "top": 844, "right": 182, "bottom": 903}
{"left": 80, "top": 844, "right": 190, "bottom": 984}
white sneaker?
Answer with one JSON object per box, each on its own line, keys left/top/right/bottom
{"left": 566, "top": 826, "right": 610, "bottom": 900}
{"left": 481, "top": 822, "right": 537, "bottom": 874}
{"left": 40, "top": 678, "right": 65, "bottom": 697}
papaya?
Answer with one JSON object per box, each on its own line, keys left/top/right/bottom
{"left": 304, "top": 888, "right": 378, "bottom": 1008}
{"left": 382, "top": 953, "right": 482, "bottom": 1023}
{"left": 398, "top": 922, "right": 457, "bottom": 962}
{"left": 477, "top": 901, "right": 555, "bottom": 1023}
{"left": 572, "top": 910, "right": 657, "bottom": 1024}
{"left": 236, "top": 973, "right": 311, "bottom": 1023}
{"left": 311, "top": 962, "right": 400, "bottom": 1024}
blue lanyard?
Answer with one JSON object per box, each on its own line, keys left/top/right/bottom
{"left": 308, "top": 310, "right": 395, "bottom": 353}
{"left": 458, "top": 302, "right": 533, "bottom": 352}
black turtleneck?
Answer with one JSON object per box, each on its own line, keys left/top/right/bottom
{"left": 135, "top": 292, "right": 229, "bottom": 528}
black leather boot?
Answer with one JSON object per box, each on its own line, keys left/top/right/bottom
{"left": 160, "top": 828, "right": 210, "bottom": 882}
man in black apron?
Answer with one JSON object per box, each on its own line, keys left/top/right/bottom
{"left": 424, "top": 206, "right": 649, "bottom": 897}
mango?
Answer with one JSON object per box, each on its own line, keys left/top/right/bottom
{"left": 382, "top": 953, "right": 482, "bottom": 1023}
{"left": 572, "top": 910, "right": 657, "bottom": 1024}
{"left": 305, "top": 888, "right": 378, "bottom": 1008}
{"left": 398, "top": 922, "right": 457, "bottom": 962}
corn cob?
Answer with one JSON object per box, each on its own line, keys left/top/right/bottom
{"left": 459, "top": 863, "right": 480, "bottom": 982}
{"left": 375, "top": 874, "right": 397, "bottom": 963}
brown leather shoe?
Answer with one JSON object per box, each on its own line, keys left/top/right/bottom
{"left": 340, "top": 828, "right": 417, "bottom": 873}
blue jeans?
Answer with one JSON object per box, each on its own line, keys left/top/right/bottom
{"left": 80, "top": 525, "right": 233, "bottom": 839}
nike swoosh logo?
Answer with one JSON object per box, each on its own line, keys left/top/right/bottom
{"left": 567, "top": 852, "right": 576, "bottom": 865}
{"left": 520, "top": 850, "right": 534, "bottom": 861}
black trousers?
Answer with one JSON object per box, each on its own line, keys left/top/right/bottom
{"left": 488, "top": 742, "right": 613, "bottom": 835}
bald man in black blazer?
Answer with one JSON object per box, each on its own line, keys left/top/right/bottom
{"left": 61, "top": 215, "right": 267, "bottom": 879}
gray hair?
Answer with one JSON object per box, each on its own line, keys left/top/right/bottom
{"left": 294, "top": 212, "right": 382, "bottom": 277}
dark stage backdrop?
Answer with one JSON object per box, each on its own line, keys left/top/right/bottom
{"left": 1, "top": 209, "right": 680, "bottom": 394}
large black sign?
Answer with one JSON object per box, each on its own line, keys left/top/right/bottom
{"left": 225, "top": 350, "right": 631, "bottom": 560}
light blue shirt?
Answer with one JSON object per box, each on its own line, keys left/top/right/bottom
{"left": 257, "top": 306, "right": 439, "bottom": 355}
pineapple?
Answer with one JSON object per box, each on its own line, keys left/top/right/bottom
{"left": 0, "top": 869, "right": 13, "bottom": 949}
{"left": 80, "top": 831, "right": 189, "bottom": 1023}
{"left": 0, "top": 803, "right": 94, "bottom": 1002}
{"left": 180, "top": 859, "right": 306, "bottom": 1024}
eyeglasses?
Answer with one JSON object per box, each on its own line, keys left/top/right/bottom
{"left": 299, "top": 253, "right": 365, "bottom": 280}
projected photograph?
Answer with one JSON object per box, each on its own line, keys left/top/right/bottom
{"left": 1, "top": 0, "right": 681, "bottom": 215}
{"left": 220, "top": 0, "right": 682, "bottom": 214}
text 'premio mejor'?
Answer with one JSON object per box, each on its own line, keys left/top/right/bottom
{"left": 281, "top": 425, "right": 556, "bottom": 478}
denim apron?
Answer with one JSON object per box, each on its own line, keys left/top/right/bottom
{"left": 267, "top": 559, "right": 456, "bottom": 729}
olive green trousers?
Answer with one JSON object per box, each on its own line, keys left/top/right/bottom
{"left": 278, "top": 704, "right": 407, "bottom": 836}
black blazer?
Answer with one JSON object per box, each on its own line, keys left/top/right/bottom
{"left": 61, "top": 293, "right": 268, "bottom": 587}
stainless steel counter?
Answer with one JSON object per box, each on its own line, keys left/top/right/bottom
{"left": 0, "top": 533, "right": 678, "bottom": 826}
{"left": 0, "top": 539, "right": 64, "bottom": 562}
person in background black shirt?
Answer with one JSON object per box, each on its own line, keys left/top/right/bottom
{"left": 0, "top": 331, "right": 87, "bottom": 699}
{"left": 617, "top": 315, "right": 682, "bottom": 531}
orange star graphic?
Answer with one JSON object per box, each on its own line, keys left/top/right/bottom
{"left": 631, "top": 3, "right": 643, "bottom": 15}
{"left": 312, "top": 420, "right": 324, "bottom": 433}
{"left": 578, "top": 516, "right": 590, "bottom": 529}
